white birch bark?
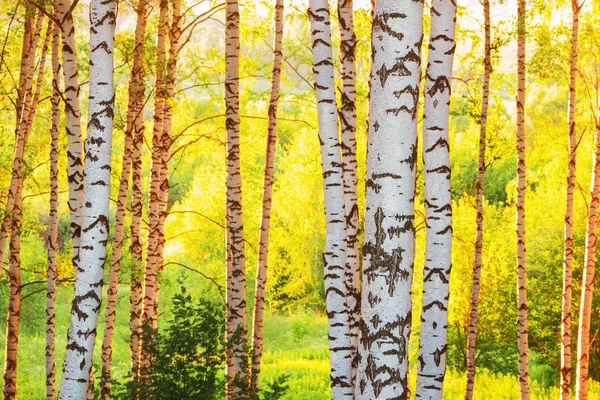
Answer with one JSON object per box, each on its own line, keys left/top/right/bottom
{"left": 356, "top": 1, "right": 423, "bottom": 398}
{"left": 58, "top": 0, "right": 116, "bottom": 397}
{"left": 416, "top": 0, "right": 456, "bottom": 398}
{"left": 308, "top": 1, "right": 352, "bottom": 397}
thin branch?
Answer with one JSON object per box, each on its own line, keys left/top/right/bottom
{"left": 163, "top": 261, "right": 224, "bottom": 303}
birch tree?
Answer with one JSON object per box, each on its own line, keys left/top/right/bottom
{"left": 465, "top": 0, "right": 491, "bottom": 397}
{"left": 250, "top": 0, "right": 284, "bottom": 394}
{"left": 416, "top": 0, "right": 456, "bottom": 397}
{"left": 575, "top": 103, "right": 600, "bottom": 400}
{"left": 46, "top": 10, "right": 61, "bottom": 399}
{"left": 561, "top": 1, "right": 580, "bottom": 398}
{"left": 308, "top": 1, "right": 353, "bottom": 397}
{"left": 356, "top": 0, "right": 423, "bottom": 398}
{"left": 224, "top": 0, "right": 248, "bottom": 396}
{"left": 58, "top": 0, "right": 116, "bottom": 396}
{"left": 337, "top": 0, "right": 360, "bottom": 385}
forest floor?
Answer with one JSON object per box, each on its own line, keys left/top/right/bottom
{"left": 6, "top": 286, "right": 600, "bottom": 399}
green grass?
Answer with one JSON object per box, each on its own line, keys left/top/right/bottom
{"left": 6, "top": 289, "right": 600, "bottom": 399}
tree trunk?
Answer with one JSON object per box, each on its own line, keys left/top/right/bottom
{"left": 99, "top": 2, "right": 148, "bottom": 398}
{"left": 464, "top": 0, "right": 491, "bottom": 398}
{"left": 0, "top": 10, "right": 42, "bottom": 271}
{"left": 249, "top": 0, "right": 284, "bottom": 394}
{"left": 575, "top": 105, "right": 600, "bottom": 400}
{"left": 516, "top": 0, "right": 530, "bottom": 397}
{"left": 416, "top": 0, "right": 457, "bottom": 398}
{"left": 139, "top": 0, "right": 168, "bottom": 390}
{"left": 356, "top": 1, "right": 423, "bottom": 398}
{"left": 127, "top": 0, "right": 149, "bottom": 391}
{"left": 46, "top": 12, "right": 61, "bottom": 400}
{"left": 308, "top": 2, "right": 353, "bottom": 398}
{"left": 56, "top": 0, "right": 84, "bottom": 277}
{"left": 58, "top": 0, "right": 116, "bottom": 396}
{"left": 337, "top": 0, "right": 360, "bottom": 387}
{"left": 3, "top": 16, "right": 50, "bottom": 399}
{"left": 561, "top": 1, "right": 580, "bottom": 398}
{"left": 225, "top": 0, "right": 248, "bottom": 397}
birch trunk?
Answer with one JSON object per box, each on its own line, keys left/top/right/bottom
{"left": 465, "top": 0, "right": 491, "bottom": 398}
{"left": 46, "top": 13, "right": 61, "bottom": 399}
{"left": 516, "top": 0, "right": 530, "bottom": 396}
{"left": 56, "top": 0, "right": 84, "bottom": 277}
{"left": 0, "top": 11, "right": 42, "bottom": 270}
{"left": 249, "top": 0, "right": 284, "bottom": 394}
{"left": 225, "top": 0, "right": 248, "bottom": 397}
{"left": 416, "top": 0, "right": 456, "bottom": 397}
{"left": 561, "top": 1, "right": 580, "bottom": 398}
{"left": 139, "top": 0, "right": 168, "bottom": 389}
{"left": 127, "top": 0, "right": 149, "bottom": 389}
{"left": 3, "top": 17, "right": 50, "bottom": 399}
{"left": 337, "top": 1, "right": 360, "bottom": 386}
{"left": 356, "top": 1, "right": 423, "bottom": 398}
{"left": 58, "top": 0, "right": 116, "bottom": 396}
{"left": 575, "top": 108, "right": 600, "bottom": 400}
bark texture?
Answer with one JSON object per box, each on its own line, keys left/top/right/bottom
{"left": 338, "top": 0, "right": 360, "bottom": 386}
{"left": 561, "top": 1, "right": 579, "bottom": 398}
{"left": 356, "top": 1, "right": 423, "bottom": 399}
{"left": 58, "top": 0, "right": 116, "bottom": 396}
{"left": 250, "top": 0, "right": 284, "bottom": 394}
{"left": 46, "top": 12, "right": 61, "bottom": 399}
{"left": 225, "top": 0, "right": 248, "bottom": 397}
{"left": 464, "top": 0, "right": 491, "bottom": 398}
{"left": 516, "top": 0, "right": 530, "bottom": 396}
{"left": 416, "top": 0, "right": 456, "bottom": 397}
{"left": 575, "top": 102, "right": 600, "bottom": 400}
{"left": 308, "top": 1, "right": 353, "bottom": 397}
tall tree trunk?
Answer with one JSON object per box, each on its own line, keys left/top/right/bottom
{"left": 308, "top": 2, "right": 353, "bottom": 398}
{"left": 516, "top": 0, "right": 530, "bottom": 397}
{"left": 225, "top": 0, "right": 248, "bottom": 397}
{"left": 58, "top": 0, "right": 116, "bottom": 396}
{"left": 0, "top": 10, "right": 41, "bottom": 271}
{"left": 127, "top": 0, "right": 149, "bottom": 390}
{"left": 356, "top": 0, "right": 423, "bottom": 398}
{"left": 249, "top": 0, "right": 284, "bottom": 394}
{"left": 561, "top": 1, "right": 580, "bottom": 398}
{"left": 417, "top": 0, "right": 457, "bottom": 398}
{"left": 575, "top": 107, "right": 600, "bottom": 400}
{"left": 99, "top": 2, "right": 148, "bottom": 398}
{"left": 139, "top": 0, "right": 168, "bottom": 391}
{"left": 3, "top": 16, "right": 50, "bottom": 399}
{"left": 464, "top": 0, "right": 491, "bottom": 398}
{"left": 56, "top": 0, "right": 84, "bottom": 278}
{"left": 337, "top": 0, "right": 360, "bottom": 387}
{"left": 46, "top": 12, "right": 61, "bottom": 399}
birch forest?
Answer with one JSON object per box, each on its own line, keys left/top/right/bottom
{"left": 4, "top": 0, "right": 600, "bottom": 398}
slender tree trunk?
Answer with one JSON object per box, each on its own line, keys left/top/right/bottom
{"left": 356, "top": 0, "right": 423, "bottom": 398}
{"left": 249, "top": 0, "right": 284, "bottom": 394}
{"left": 416, "top": 0, "right": 457, "bottom": 398}
{"left": 56, "top": 0, "right": 84, "bottom": 277}
{"left": 516, "top": 0, "right": 530, "bottom": 397}
{"left": 127, "top": 0, "right": 149, "bottom": 390}
{"left": 46, "top": 13, "right": 61, "bottom": 400}
{"left": 99, "top": 1, "right": 148, "bottom": 397}
{"left": 0, "top": 10, "right": 41, "bottom": 270}
{"left": 308, "top": 2, "right": 353, "bottom": 398}
{"left": 58, "top": 0, "right": 116, "bottom": 396}
{"left": 464, "top": 1, "right": 491, "bottom": 398}
{"left": 139, "top": 0, "right": 168, "bottom": 390}
{"left": 337, "top": 0, "right": 360, "bottom": 386}
{"left": 561, "top": 1, "right": 580, "bottom": 398}
{"left": 3, "top": 17, "right": 50, "bottom": 399}
{"left": 575, "top": 108, "right": 600, "bottom": 400}
{"left": 225, "top": 0, "right": 248, "bottom": 397}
